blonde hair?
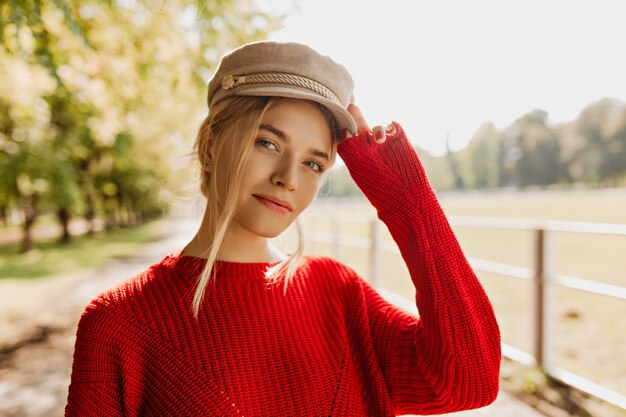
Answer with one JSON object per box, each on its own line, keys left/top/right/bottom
{"left": 191, "top": 95, "right": 339, "bottom": 318}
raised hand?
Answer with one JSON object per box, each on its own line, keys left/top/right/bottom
{"left": 338, "top": 104, "right": 430, "bottom": 215}
{"left": 344, "top": 103, "right": 396, "bottom": 144}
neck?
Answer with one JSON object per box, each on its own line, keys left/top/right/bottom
{"left": 182, "top": 210, "right": 287, "bottom": 263}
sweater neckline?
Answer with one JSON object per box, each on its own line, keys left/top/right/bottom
{"left": 161, "top": 253, "right": 286, "bottom": 282}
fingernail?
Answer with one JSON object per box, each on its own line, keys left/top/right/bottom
{"left": 375, "top": 130, "right": 383, "bottom": 141}
{"left": 386, "top": 123, "right": 397, "bottom": 135}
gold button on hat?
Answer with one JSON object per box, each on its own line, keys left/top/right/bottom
{"left": 221, "top": 74, "right": 236, "bottom": 90}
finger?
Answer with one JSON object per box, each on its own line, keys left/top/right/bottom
{"left": 347, "top": 103, "right": 370, "bottom": 134}
{"left": 341, "top": 128, "right": 354, "bottom": 140}
{"left": 372, "top": 125, "right": 386, "bottom": 144}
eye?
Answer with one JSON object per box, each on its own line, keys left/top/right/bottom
{"left": 304, "top": 160, "right": 325, "bottom": 173}
{"left": 255, "top": 138, "right": 278, "bottom": 151}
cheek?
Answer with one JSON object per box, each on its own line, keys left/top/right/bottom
{"left": 296, "top": 175, "right": 322, "bottom": 207}
{"left": 240, "top": 154, "right": 271, "bottom": 185}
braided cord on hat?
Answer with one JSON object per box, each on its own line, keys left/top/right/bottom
{"left": 221, "top": 73, "right": 341, "bottom": 105}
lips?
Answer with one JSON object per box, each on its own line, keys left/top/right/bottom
{"left": 253, "top": 194, "right": 293, "bottom": 211}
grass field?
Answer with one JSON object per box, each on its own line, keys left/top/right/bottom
{"left": 0, "top": 218, "right": 165, "bottom": 280}
{"left": 301, "top": 187, "right": 626, "bottom": 398}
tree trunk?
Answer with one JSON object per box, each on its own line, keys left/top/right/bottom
{"left": 104, "top": 196, "right": 117, "bottom": 231}
{"left": 0, "top": 204, "right": 7, "bottom": 227}
{"left": 117, "top": 193, "right": 128, "bottom": 227}
{"left": 57, "top": 206, "right": 71, "bottom": 244}
{"left": 82, "top": 189, "right": 96, "bottom": 235}
{"left": 20, "top": 194, "right": 38, "bottom": 254}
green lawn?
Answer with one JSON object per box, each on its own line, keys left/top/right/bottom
{"left": 304, "top": 187, "right": 626, "bottom": 397}
{"left": 0, "top": 218, "right": 166, "bottom": 280}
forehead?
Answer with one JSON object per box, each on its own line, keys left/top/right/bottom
{"left": 260, "top": 99, "right": 334, "bottom": 150}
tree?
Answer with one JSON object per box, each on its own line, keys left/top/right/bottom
{"left": 500, "top": 109, "right": 561, "bottom": 188}
{"left": 445, "top": 135, "right": 465, "bottom": 191}
{"left": 459, "top": 122, "right": 500, "bottom": 189}
{"left": 1, "top": 0, "right": 284, "bottom": 250}
{"left": 563, "top": 98, "right": 626, "bottom": 185}
{"left": 0, "top": 49, "right": 56, "bottom": 251}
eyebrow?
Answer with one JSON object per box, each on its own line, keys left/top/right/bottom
{"left": 259, "top": 124, "right": 330, "bottom": 162}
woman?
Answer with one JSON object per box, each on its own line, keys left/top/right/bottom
{"left": 65, "top": 41, "right": 501, "bottom": 416}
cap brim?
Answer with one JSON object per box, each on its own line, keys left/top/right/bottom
{"left": 233, "top": 85, "right": 357, "bottom": 137}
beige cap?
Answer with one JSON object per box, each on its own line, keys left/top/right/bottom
{"left": 207, "top": 41, "right": 357, "bottom": 136}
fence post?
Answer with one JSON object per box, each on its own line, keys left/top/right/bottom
{"left": 533, "top": 228, "right": 554, "bottom": 371}
{"left": 369, "top": 219, "right": 380, "bottom": 288}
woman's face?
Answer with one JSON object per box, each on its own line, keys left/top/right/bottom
{"left": 232, "top": 99, "right": 334, "bottom": 239}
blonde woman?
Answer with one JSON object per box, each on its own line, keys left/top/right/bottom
{"left": 65, "top": 41, "right": 501, "bottom": 416}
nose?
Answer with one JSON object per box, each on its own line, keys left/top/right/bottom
{"left": 271, "top": 159, "right": 297, "bottom": 190}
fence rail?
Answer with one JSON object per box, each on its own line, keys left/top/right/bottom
{"left": 305, "top": 213, "right": 626, "bottom": 410}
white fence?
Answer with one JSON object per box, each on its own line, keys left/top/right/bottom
{"left": 304, "top": 213, "right": 626, "bottom": 410}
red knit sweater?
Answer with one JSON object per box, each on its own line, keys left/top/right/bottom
{"left": 65, "top": 123, "right": 501, "bottom": 416}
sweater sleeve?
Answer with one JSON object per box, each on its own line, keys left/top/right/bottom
{"left": 65, "top": 299, "right": 124, "bottom": 417}
{"left": 337, "top": 123, "right": 501, "bottom": 415}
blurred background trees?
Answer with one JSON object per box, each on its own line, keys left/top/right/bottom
{"left": 0, "top": 0, "right": 281, "bottom": 252}
{"left": 326, "top": 97, "right": 626, "bottom": 196}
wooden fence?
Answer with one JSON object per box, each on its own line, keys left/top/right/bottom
{"left": 304, "top": 213, "right": 626, "bottom": 410}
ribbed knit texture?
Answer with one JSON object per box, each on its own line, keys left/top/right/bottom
{"left": 65, "top": 123, "right": 501, "bottom": 416}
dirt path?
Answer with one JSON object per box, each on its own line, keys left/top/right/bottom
{"left": 0, "top": 214, "right": 550, "bottom": 417}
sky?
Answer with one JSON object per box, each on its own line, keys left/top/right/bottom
{"left": 259, "top": 0, "right": 626, "bottom": 156}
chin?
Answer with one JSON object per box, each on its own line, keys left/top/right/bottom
{"left": 245, "top": 223, "right": 291, "bottom": 239}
